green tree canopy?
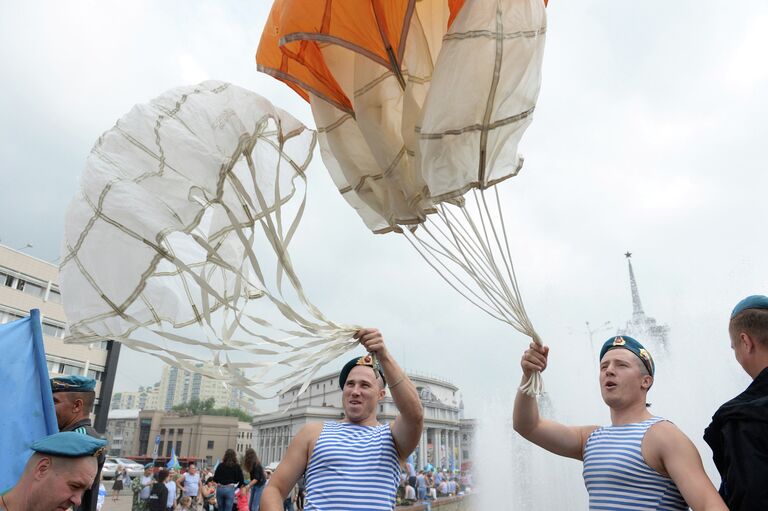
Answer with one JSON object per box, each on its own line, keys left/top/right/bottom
{"left": 172, "top": 398, "right": 252, "bottom": 422}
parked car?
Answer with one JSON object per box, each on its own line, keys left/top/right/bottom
{"left": 102, "top": 457, "right": 145, "bottom": 479}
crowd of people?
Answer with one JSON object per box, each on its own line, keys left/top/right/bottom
{"left": 396, "top": 468, "right": 471, "bottom": 506}
{"left": 3, "top": 307, "right": 768, "bottom": 511}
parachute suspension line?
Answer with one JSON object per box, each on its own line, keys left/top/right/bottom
{"left": 406, "top": 189, "right": 542, "bottom": 396}
{"left": 402, "top": 227, "right": 509, "bottom": 324}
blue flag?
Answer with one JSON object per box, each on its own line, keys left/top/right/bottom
{"left": 167, "top": 447, "right": 180, "bottom": 469}
{"left": 0, "top": 309, "right": 58, "bottom": 492}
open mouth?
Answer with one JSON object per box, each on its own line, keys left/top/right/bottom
{"left": 604, "top": 381, "right": 617, "bottom": 390}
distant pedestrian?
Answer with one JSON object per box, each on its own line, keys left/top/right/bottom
{"left": 164, "top": 470, "right": 178, "bottom": 511}
{"left": 416, "top": 470, "right": 427, "bottom": 501}
{"left": 201, "top": 477, "right": 217, "bottom": 511}
{"left": 134, "top": 464, "right": 155, "bottom": 511}
{"left": 213, "top": 449, "right": 245, "bottom": 511}
{"left": 113, "top": 465, "right": 127, "bottom": 502}
{"left": 177, "top": 462, "right": 202, "bottom": 505}
{"left": 242, "top": 448, "right": 266, "bottom": 511}
{"left": 178, "top": 496, "right": 193, "bottom": 511}
{"left": 97, "top": 475, "right": 107, "bottom": 511}
{"left": 147, "top": 470, "right": 170, "bottom": 511}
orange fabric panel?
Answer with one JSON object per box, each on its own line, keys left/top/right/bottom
{"left": 257, "top": 0, "right": 418, "bottom": 113}
{"left": 447, "top": 0, "right": 465, "bottom": 28}
{"left": 257, "top": 1, "right": 352, "bottom": 112}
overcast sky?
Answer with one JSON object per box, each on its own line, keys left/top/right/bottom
{"left": 2, "top": 0, "right": 767, "bottom": 487}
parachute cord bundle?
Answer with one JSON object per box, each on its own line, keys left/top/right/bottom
{"left": 403, "top": 187, "right": 543, "bottom": 396}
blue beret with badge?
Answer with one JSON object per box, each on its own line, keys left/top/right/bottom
{"left": 51, "top": 375, "right": 96, "bottom": 393}
{"left": 31, "top": 431, "right": 107, "bottom": 458}
{"left": 599, "top": 335, "right": 655, "bottom": 376}
{"left": 731, "top": 295, "right": 768, "bottom": 319}
{"left": 338, "top": 354, "right": 387, "bottom": 389}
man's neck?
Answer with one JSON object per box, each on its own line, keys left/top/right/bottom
{"left": 62, "top": 416, "right": 90, "bottom": 431}
{"left": 609, "top": 402, "right": 653, "bottom": 426}
{"left": 3, "top": 485, "right": 29, "bottom": 511}
{"left": 342, "top": 415, "right": 380, "bottom": 427}
{"left": 747, "top": 359, "right": 768, "bottom": 380}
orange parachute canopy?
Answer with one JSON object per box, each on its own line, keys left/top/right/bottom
{"left": 256, "top": 0, "right": 469, "bottom": 114}
{"left": 256, "top": 0, "right": 547, "bottom": 114}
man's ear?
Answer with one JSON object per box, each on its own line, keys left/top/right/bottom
{"left": 641, "top": 375, "right": 653, "bottom": 390}
{"left": 742, "top": 332, "right": 757, "bottom": 354}
{"left": 73, "top": 398, "right": 84, "bottom": 414}
{"left": 33, "top": 456, "right": 53, "bottom": 481}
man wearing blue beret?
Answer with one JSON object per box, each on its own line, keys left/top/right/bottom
{"left": 261, "top": 328, "right": 424, "bottom": 511}
{"left": 704, "top": 295, "right": 768, "bottom": 510}
{"left": 0, "top": 431, "right": 107, "bottom": 511}
{"left": 513, "top": 336, "right": 727, "bottom": 510}
{"left": 51, "top": 375, "right": 106, "bottom": 511}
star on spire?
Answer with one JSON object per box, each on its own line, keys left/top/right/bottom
{"left": 625, "top": 251, "right": 632, "bottom": 258}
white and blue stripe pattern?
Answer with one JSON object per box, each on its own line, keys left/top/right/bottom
{"left": 305, "top": 422, "right": 400, "bottom": 511}
{"left": 583, "top": 417, "right": 688, "bottom": 510}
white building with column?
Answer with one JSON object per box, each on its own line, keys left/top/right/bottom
{"left": 252, "top": 369, "right": 470, "bottom": 471}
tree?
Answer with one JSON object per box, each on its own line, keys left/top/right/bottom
{"left": 172, "top": 398, "right": 252, "bottom": 422}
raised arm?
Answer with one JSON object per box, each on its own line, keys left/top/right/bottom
{"left": 356, "top": 328, "right": 424, "bottom": 461}
{"left": 512, "top": 342, "right": 596, "bottom": 460}
{"left": 261, "top": 422, "right": 322, "bottom": 511}
{"left": 647, "top": 422, "right": 727, "bottom": 511}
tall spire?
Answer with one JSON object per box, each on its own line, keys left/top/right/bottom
{"left": 625, "top": 252, "right": 645, "bottom": 319}
{"left": 618, "top": 252, "right": 669, "bottom": 351}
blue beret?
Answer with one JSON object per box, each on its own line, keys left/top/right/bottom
{"left": 731, "top": 295, "right": 768, "bottom": 319}
{"left": 599, "top": 335, "right": 655, "bottom": 376}
{"left": 51, "top": 375, "right": 96, "bottom": 393}
{"left": 339, "top": 354, "right": 386, "bottom": 389}
{"left": 31, "top": 432, "right": 107, "bottom": 458}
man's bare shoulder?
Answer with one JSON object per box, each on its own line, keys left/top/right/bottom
{"left": 645, "top": 419, "right": 687, "bottom": 445}
{"left": 296, "top": 421, "right": 325, "bottom": 442}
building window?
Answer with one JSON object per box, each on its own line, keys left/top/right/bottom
{"left": 42, "top": 322, "right": 65, "bottom": 338}
{"left": 47, "top": 289, "right": 62, "bottom": 303}
{"left": 166, "top": 442, "right": 173, "bottom": 457}
{"left": 158, "top": 441, "right": 164, "bottom": 455}
{"left": 62, "top": 364, "right": 82, "bottom": 376}
{"left": 15, "top": 279, "right": 25, "bottom": 291}
{"left": 161, "top": 429, "right": 165, "bottom": 435}
{"left": 176, "top": 441, "right": 182, "bottom": 454}
{"left": 87, "top": 369, "right": 103, "bottom": 381}
{"left": 0, "top": 310, "right": 23, "bottom": 324}
{"left": 177, "top": 429, "right": 183, "bottom": 435}
{"left": 22, "top": 281, "right": 45, "bottom": 298}
{"left": 168, "top": 429, "right": 175, "bottom": 436}
{"left": 207, "top": 440, "right": 214, "bottom": 449}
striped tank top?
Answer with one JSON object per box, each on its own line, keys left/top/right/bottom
{"left": 583, "top": 417, "right": 688, "bottom": 510}
{"left": 305, "top": 422, "right": 401, "bottom": 511}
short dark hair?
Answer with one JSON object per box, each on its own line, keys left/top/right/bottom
{"left": 731, "top": 308, "right": 768, "bottom": 347}
{"left": 71, "top": 391, "right": 96, "bottom": 414}
{"left": 157, "top": 469, "right": 169, "bottom": 482}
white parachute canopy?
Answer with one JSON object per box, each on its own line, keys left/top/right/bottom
{"left": 60, "top": 81, "right": 358, "bottom": 400}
